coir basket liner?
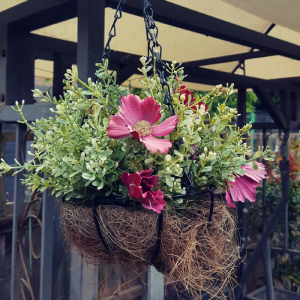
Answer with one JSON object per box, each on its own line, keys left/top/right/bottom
{"left": 60, "top": 198, "right": 239, "bottom": 298}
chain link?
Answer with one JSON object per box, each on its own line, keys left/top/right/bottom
{"left": 102, "top": 0, "right": 124, "bottom": 60}
{"left": 142, "top": 0, "right": 196, "bottom": 192}
{"left": 142, "top": 0, "right": 175, "bottom": 116}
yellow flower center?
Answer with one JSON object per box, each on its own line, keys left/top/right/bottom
{"left": 133, "top": 120, "right": 152, "bottom": 137}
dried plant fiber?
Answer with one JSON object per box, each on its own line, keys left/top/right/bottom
{"left": 60, "top": 198, "right": 239, "bottom": 299}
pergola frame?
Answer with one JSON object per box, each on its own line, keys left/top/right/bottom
{"left": 0, "top": 1, "right": 300, "bottom": 299}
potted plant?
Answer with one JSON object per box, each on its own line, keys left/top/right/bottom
{"left": 0, "top": 58, "right": 273, "bottom": 298}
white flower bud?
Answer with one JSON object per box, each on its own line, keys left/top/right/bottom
{"left": 204, "top": 147, "right": 207, "bottom": 153}
{"left": 180, "top": 94, "right": 185, "bottom": 101}
{"left": 15, "top": 101, "right": 19, "bottom": 106}
{"left": 140, "top": 56, "right": 147, "bottom": 66}
{"left": 199, "top": 104, "right": 206, "bottom": 115}
{"left": 22, "top": 100, "right": 25, "bottom": 105}
{"left": 165, "top": 155, "right": 172, "bottom": 162}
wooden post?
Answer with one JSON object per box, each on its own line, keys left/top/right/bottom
{"left": 77, "top": 0, "right": 105, "bottom": 81}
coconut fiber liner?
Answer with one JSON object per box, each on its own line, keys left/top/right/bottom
{"left": 60, "top": 199, "right": 239, "bottom": 299}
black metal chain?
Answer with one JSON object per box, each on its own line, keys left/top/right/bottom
{"left": 142, "top": 0, "right": 175, "bottom": 116}
{"left": 142, "top": 0, "right": 200, "bottom": 196}
{"left": 102, "top": 0, "right": 124, "bottom": 60}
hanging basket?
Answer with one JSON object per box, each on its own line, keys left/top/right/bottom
{"left": 60, "top": 196, "right": 239, "bottom": 298}
{"left": 0, "top": 0, "right": 271, "bottom": 299}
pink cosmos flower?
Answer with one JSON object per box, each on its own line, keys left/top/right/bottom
{"left": 107, "top": 95, "right": 178, "bottom": 154}
{"left": 121, "top": 169, "right": 166, "bottom": 213}
{"left": 226, "top": 161, "right": 267, "bottom": 208}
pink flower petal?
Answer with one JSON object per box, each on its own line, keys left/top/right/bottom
{"left": 225, "top": 190, "right": 236, "bottom": 208}
{"left": 119, "top": 94, "right": 142, "bottom": 127}
{"left": 107, "top": 114, "right": 131, "bottom": 139}
{"left": 152, "top": 189, "right": 164, "bottom": 201}
{"left": 151, "top": 115, "right": 178, "bottom": 137}
{"left": 229, "top": 176, "right": 258, "bottom": 203}
{"left": 139, "top": 169, "right": 153, "bottom": 177}
{"left": 121, "top": 172, "right": 141, "bottom": 188}
{"left": 139, "top": 97, "right": 161, "bottom": 125}
{"left": 141, "top": 191, "right": 165, "bottom": 213}
{"left": 129, "top": 185, "right": 143, "bottom": 199}
{"left": 120, "top": 172, "right": 129, "bottom": 186}
{"left": 242, "top": 162, "right": 267, "bottom": 183}
{"left": 151, "top": 201, "right": 166, "bottom": 214}
{"left": 141, "top": 176, "right": 159, "bottom": 190}
{"left": 141, "top": 135, "right": 172, "bottom": 154}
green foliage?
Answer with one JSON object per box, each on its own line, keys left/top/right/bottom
{"left": 196, "top": 90, "right": 259, "bottom": 114}
{"left": 250, "top": 178, "right": 300, "bottom": 292}
{"left": 0, "top": 58, "right": 273, "bottom": 205}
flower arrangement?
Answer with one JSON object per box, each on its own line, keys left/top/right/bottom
{"left": 0, "top": 58, "right": 273, "bottom": 212}
{"left": 0, "top": 58, "right": 274, "bottom": 298}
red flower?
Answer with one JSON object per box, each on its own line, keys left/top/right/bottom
{"left": 175, "top": 78, "right": 207, "bottom": 111}
{"left": 121, "top": 169, "right": 166, "bottom": 213}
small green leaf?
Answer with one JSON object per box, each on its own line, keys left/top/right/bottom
{"left": 96, "top": 181, "right": 104, "bottom": 190}
{"left": 82, "top": 173, "right": 95, "bottom": 181}
{"left": 69, "top": 171, "right": 80, "bottom": 178}
{"left": 174, "top": 150, "right": 183, "bottom": 157}
{"left": 51, "top": 152, "right": 60, "bottom": 160}
{"left": 252, "top": 161, "right": 258, "bottom": 170}
{"left": 201, "top": 166, "right": 212, "bottom": 172}
{"left": 179, "top": 144, "right": 185, "bottom": 154}
{"left": 191, "top": 135, "right": 201, "bottom": 145}
{"left": 175, "top": 198, "right": 183, "bottom": 205}
{"left": 165, "top": 176, "right": 174, "bottom": 187}
{"left": 57, "top": 118, "right": 69, "bottom": 124}
{"left": 145, "top": 158, "right": 154, "bottom": 165}
{"left": 263, "top": 156, "right": 274, "bottom": 161}
{"left": 63, "top": 157, "right": 74, "bottom": 163}
{"left": 55, "top": 167, "right": 67, "bottom": 177}
{"left": 191, "top": 163, "right": 197, "bottom": 176}
{"left": 60, "top": 124, "right": 67, "bottom": 134}
{"left": 253, "top": 151, "right": 262, "bottom": 159}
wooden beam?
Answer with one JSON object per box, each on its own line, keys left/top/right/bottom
{"left": 116, "top": 65, "right": 136, "bottom": 85}
{"left": 31, "top": 34, "right": 77, "bottom": 57}
{"left": 0, "top": 0, "right": 77, "bottom": 32}
{"left": 77, "top": 0, "right": 105, "bottom": 81}
{"left": 237, "top": 88, "right": 247, "bottom": 127}
{"left": 185, "top": 51, "right": 272, "bottom": 67}
{"left": 28, "top": 35, "right": 299, "bottom": 92}
{"left": 6, "top": 31, "right": 34, "bottom": 105}
{"left": 108, "top": 0, "right": 300, "bottom": 61}
{"left": 251, "top": 123, "right": 277, "bottom": 130}
{"left": 252, "top": 86, "right": 288, "bottom": 129}
{"left": 53, "top": 53, "right": 72, "bottom": 99}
